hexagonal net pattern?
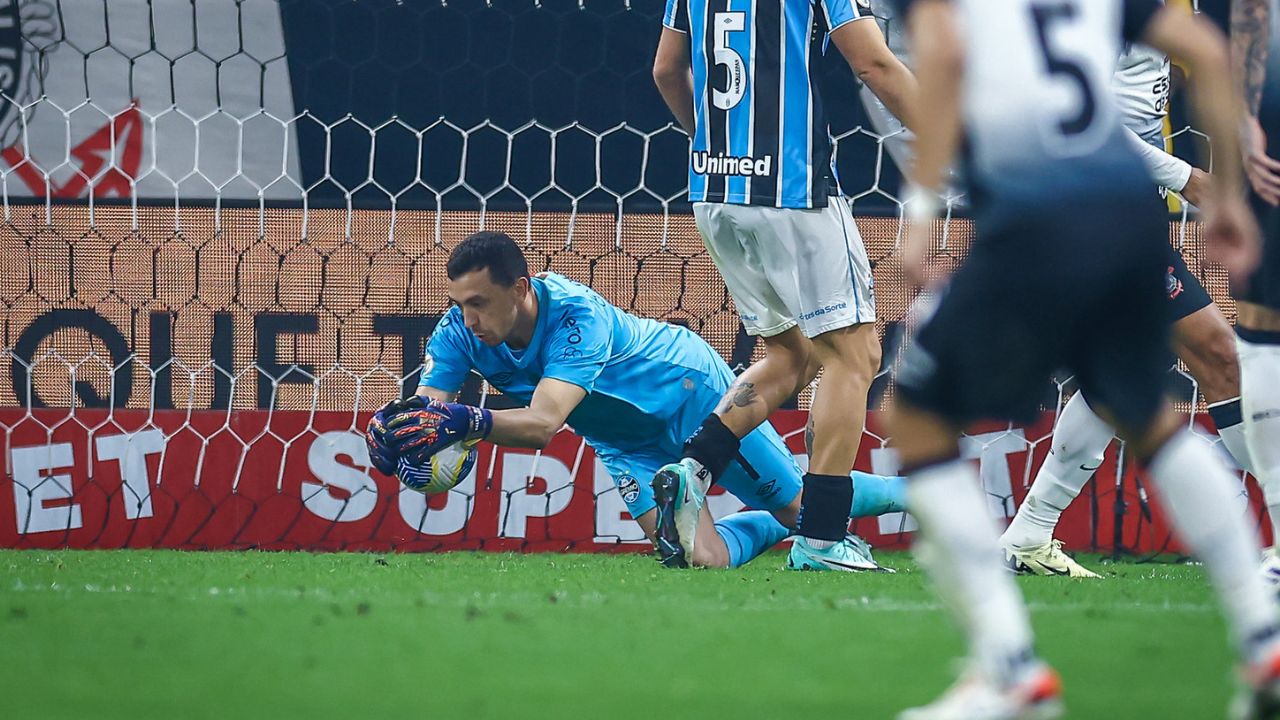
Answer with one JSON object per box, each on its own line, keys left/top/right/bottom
{"left": 0, "top": 0, "right": 1249, "bottom": 554}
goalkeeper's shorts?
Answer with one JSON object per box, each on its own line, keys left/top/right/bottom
{"left": 896, "top": 191, "right": 1171, "bottom": 435}
{"left": 692, "top": 197, "right": 876, "bottom": 339}
{"left": 595, "top": 421, "right": 803, "bottom": 521}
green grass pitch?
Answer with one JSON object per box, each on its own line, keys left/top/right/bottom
{"left": 0, "top": 549, "right": 1237, "bottom": 719}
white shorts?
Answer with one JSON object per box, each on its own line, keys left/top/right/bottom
{"left": 693, "top": 197, "right": 876, "bottom": 338}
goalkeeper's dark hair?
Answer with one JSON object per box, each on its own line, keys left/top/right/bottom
{"left": 447, "top": 232, "right": 530, "bottom": 287}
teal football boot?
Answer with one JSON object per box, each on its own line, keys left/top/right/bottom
{"left": 787, "top": 533, "right": 894, "bottom": 572}
{"left": 651, "top": 458, "right": 712, "bottom": 569}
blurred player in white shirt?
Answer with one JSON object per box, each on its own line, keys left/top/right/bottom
{"left": 1001, "top": 7, "right": 1271, "bottom": 579}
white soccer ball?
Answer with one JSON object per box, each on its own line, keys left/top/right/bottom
{"left": 397, "top": 438, "right": 479, "bottom": 495}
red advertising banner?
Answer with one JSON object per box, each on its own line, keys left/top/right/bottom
{"left": 1, "top": 407, "right": 1261, "bottom": 554}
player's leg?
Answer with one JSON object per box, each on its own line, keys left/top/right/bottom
{"left": 1001, "top": 247, "right": 1251, "bottom": 578}
{"left": 893, "top": 240, "right": 1062, "bottom": 719}
{"left": 604, "top": 449, "right": 788, "bottom": 569}
{"left": 1239, "top": 311, "right": 1280, "bottom": 591}
{"left": 782, "top": 197, "right": 882, "bottom": 551}
{"left": 721, "top": 422, "right": 906, "bottom": 571}
{"left": 653, "top": 202, "right": 837, "bottom": 565}
{"left": 1238, "top": 198, "right": 1280, "bottom": 594}
{"left": 999, "top": 391, "right": 1112, "bottom": 577}
{"left": 714, "top": 326, "right": 816, "bottom": 438}
{"left": 1097, "top": 398, "right": 1280, "bottom": 696}
{"left": 1074, "top": 219, "right": 1280, "bottom": 716}
{"left": 1167, "top": 251, "right": 1257, "bottom": 476}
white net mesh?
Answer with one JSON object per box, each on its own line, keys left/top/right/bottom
{"left": 0, "top": 0, "right": 1253, "bottom": 554}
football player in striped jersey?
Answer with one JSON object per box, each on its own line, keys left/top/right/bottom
{"left": 651, "top": 0, "right": 918, "bottom": 571}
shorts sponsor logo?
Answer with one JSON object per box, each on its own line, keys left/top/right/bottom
{"left": 617, "top": 474, "right": 641, "bottom": 505}
{"left": 691, "top": 151, "right": 773, "bottom": 178}
{"left": 798, "top": 302, "right": 848, "bottom": 322}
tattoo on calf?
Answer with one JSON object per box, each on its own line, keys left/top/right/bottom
{"left": 717, "top": 379, "right": 760, "bottom": 413}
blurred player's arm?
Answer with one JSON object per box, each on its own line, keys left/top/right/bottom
{"left": 1142, "top": 4, "right": 1244, "bottom": 197}
{"left": 1141, "top": 0, "right": 1259, "bottom": 277}
{"left": 901, "top": 0, "right": 963, "bottom": 285}
{"left": 829, "top": 15, "right": 919, "bottom": 130}
{"left": 653, "top": 27, "right": 696, "bottom": 135}
{"left": 1232, "top": 0, "right": 1280, "bottom": 204}
{"left": 1122, "top": 126, "right": 1197, "bottom": 196}
{"left": 1234, "top": 0, "right": 1271, "bottom": 115}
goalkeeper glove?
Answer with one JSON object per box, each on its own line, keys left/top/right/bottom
{"left": 364, "top": 395, "right": 429, "bottom": 476}
{"left": 386, "top": 400, "right": 493, "bottom": 467}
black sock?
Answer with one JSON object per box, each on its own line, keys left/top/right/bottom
{"left": 682, "top": 414, "right": 740, "bottom": 483}
{"left": 797, "top": 472, "right": 854, "bottom": 542}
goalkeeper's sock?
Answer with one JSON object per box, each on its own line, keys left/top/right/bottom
{"left": 798, "top": 472, "right": 855, "bottom": 548}
{"left": 848, "top": 471, "right": 908, "bottom": 518}
{"left": 714, "top": 511, "right": 791, "bottom": 568}
{"left": 1002, "top": 392, "right": 1113, "bottom": 549}
{"left": 1209, "top": 397, "right": 1256, "bottom": 476}
{"left": 1148, "top": 429, "right": 1278, "bottom": 658}
{"left": 1240, "top": 333, "right": 1280, "bottom": 540}
{"left": 682, "top": 413, "right": 741, "bottom": 484}
{"left": 907, "top": 457, "right": 1037, "bottom": 682}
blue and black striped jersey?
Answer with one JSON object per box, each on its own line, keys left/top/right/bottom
{"left": 663, "top": 0, "right": 871, "bottom": 209}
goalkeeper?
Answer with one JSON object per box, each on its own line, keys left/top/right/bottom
{"left": 367, "top": 231, "right": 909, "bottom": 570}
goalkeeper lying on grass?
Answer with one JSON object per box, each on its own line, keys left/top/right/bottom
{"left": 366, "top": 231, "right": 908, "bottom": 570}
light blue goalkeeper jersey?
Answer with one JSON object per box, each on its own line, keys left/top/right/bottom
{"left": 420, "top": 272, "right": 733, "bottom": 455}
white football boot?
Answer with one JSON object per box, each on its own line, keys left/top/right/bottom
{"left": 898, "top": 663, "right": 1064, "bottom": 720}
{"left": 1002, "top": 539, "right": 1100, "bottom": 579}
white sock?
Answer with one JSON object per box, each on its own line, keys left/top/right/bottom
{"left": 1002, "top": 393, "right": 1114, "bottom": 549}
{"left": 909, "top": 459, "right": 1036, "bottom": 681}
{"left": 1149, "top": 429, "right": 1278, "bottom": 659}
{"left": 1240, "top": 337, "right": 1280, "bottom": 541}
{"left": 1210, "top": 398, "right": 1257, "bottom": 476}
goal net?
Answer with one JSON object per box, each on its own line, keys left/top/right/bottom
{"left": 0, "top": 0, "right": 1252, "bottom": 555}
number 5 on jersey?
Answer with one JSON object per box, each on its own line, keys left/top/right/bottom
{"left": 713, "top": 11, "right": 747, "bottom": 110}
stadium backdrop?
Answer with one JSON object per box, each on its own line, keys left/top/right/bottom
{"left": 0, "top": 0, "right": 1258, "bottom": 555}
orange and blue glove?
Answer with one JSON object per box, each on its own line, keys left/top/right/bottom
{"left": 385, "top": 399, "right": 493, "bottom": 467}
{"left": 365, "top": 395, "right": 428, "bottom": 476}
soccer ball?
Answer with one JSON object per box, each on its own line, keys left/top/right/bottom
{"left": 397, "top": 438, "right": 479, "bottom": 495}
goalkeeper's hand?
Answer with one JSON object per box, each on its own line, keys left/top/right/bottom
{"left": 385, "top": 400, "right": 493, "bottom": 467}
{"left": 364, "top": 395, "right": 429, "bottom": 476}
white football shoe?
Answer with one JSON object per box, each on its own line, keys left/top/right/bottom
{"left": 898, "top": 663, "right": 1064, "bottom": 720}
{"left": 1002, "top": 539, "right": 1100, "bottom": 579}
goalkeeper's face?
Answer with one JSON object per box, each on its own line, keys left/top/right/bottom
{"left": 448, "top": 268, "right": 531, "bottom": 347}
